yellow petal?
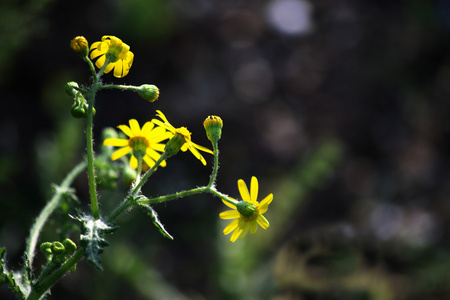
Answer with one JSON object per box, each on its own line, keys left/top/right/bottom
{"left": 258, "top": 193, "right": 273, "bottom": 214}
{"left": 146, "top": 148, "right": 163, "bottom": 162}
{"left": 147, "top": 125, "right": 164, "bottom": 136}
{"left": 103, "top": 138, "right": 129, "bottom": 147}
{"left": 256, "top": 214, "right": 270, "bottom": 230}
{"left": 117, "top": 125, "right": 133, "bottom": 138}
{"left": 104, "top": 62, "right": 114, "bottom": 74}
{"left": 250, "top": 176, "right": 259, "bottom": 204}
{"left": 141, "top": 122, "right": 154, "bottom": 136}
{"left": 143, "top": 155, "right": 155, "bottom": 168}
{"left": 223, "top": 219, "right": 239, "bottom": 235}
{"left": 188, "top": 146, "right": 207, "bottom": 165}
{"left": 90, "top": 41, "right": 101, "bottom": 51}
{"left": 129, "top": 119, "right": 141, "bottom": 136}
{"left": 155, "top": 110, "right": 171, "bottom": 124}
{"left": 95, "top": 55, "right": 106, "bottom": 69}
{"left": 130, "top": 155, "right": 138, "bottom": 169}
{"left": 222, "top": 199, "right": 236, "bottom": 210}
{"left": 230, "top": 225, "right": 243, "bottom": 242}
{"left": 90, "top": 48, "right": 106, "bottom": 59}
{"left": 238, "top": 179, "right": 251, "bottom": 202}
{"left": 113, "top": 60, "right": 124, "bottom": 78}
{"left": 219, "top": 210, "right": 240, "bottom": 220}
{"left": 250, "top": 220, "right": 258, "bottom": 234}
{"left": 239, "top": 222, "right": 251, "bottom": 240}
{"left": 151, "top": 143, "right": 166, "bottom": 152}
{"left": 111, "top": 146, "right": 131, "bottom": 160}
{"left": 191, "top": 141, "right": 214, "bottom": 154}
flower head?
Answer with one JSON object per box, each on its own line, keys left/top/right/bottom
{"left": 103, "top": 119, "right": 172, "bottom": 169}
{"left": 70, "top": 36, "right": 89, "bottom": 58}
{"left": 152, "top": 110, "right": 213, "bottom": 165}
{"left": 203, "top": 115, "right": 223, "bottom": 144}
{"left": 90, "top": 35, "right": 134, "bottom": 78}
{"left": 219, "top": 176, "right": 273, "bottom": 242}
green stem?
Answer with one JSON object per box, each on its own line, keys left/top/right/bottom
{"left": 86, "top": 85, "right": 100, "bottom": 219}
{"left": 132, "top": 153, "right": 168, "bottom": 195}
{"left": 85, "top": 57, "right": 111, "bottom": 220}
{"left": 98, "top": 84, "right": 139, "bottom": 91}
{"left": 25, "top": 161, "right": 87, "bottom": 269}
{"left": 107, "top": 153, "right": 168, "bottom": 222}
{"left": 207, "top": 141, "right": 219, "bottom": 188}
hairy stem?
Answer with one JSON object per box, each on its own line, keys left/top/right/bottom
{"left": 85, "top": 57, "right": 110, "bottom": 220}
{"left": 25, "top": 161, "right": 87, "bottom": 269}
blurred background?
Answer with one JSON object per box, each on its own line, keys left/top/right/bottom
{"left": 1, "top": 0, "right": 450, "bottom": 299}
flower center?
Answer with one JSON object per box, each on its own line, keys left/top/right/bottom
{"left": 236, "top": 201, "right": 258, "bottom": 221}
{"left": 129, "top": 136, "right": 149, "bottom": 160}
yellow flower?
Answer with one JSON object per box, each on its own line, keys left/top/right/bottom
{"left": 152, "top": 110, "right": 213, "bottom": 165}
{"left": 103, "top": 119, "right": 172, "bottom": 169}
{"left": 219, "top": 177, "right": 273, "bottom": 242}
{"left": 90, "top": 35, "right": 134, "bottom": 78}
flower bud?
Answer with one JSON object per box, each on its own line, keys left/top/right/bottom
{"left": 65, "top": 81, "right": 79, "bottom": 97}
{"left": 138, "top": 84, "right": 159, "bottom": 102}
{"left": 40, "top": 242, "right": 53, "bottom": 255}
{"left": 203, "top": 115, "right": 223, "bottom": 143}
{"left": 62, "top": 238, "right": 77, "bottom": 255}
{"left": 70, "top": 36, "right": 89, "bottom": 58}
{"left": 51, "top": 241, "right": 65, "bottom": 255}
{"left": 71, "top": 103, "right": 86, "bottom": 119}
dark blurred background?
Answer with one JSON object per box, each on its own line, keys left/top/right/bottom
{"left": 2, "top": 0, "right": 450, "bottom": 299}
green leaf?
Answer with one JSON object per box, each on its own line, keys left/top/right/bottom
{"left": 0, "top": 247, "right": 8, "bottom": 286}
{"left": 74, "top": 215, "right": 117, "bottom": 270}
{"left": 1, "top": 248, "right": 28, "bottom": 299}
{"left": 139, "top": 204, "right": 174, "bottom": 240}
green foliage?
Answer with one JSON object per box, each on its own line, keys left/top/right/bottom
{"left": 75, "top": 216, "right": 118, "bottom": 271}
{"left": 1, "top": 248, "right": 32, "bottom": 299}
{"left": 138, "top": 200, "right": 174, "bottom": 240}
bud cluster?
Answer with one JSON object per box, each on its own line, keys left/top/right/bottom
{"left": 65, "top": 82, "right": 95, "bottom": 119}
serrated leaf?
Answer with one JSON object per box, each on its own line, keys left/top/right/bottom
{"left": 140, "top": 204, "right": 174, "bottom": 240}
{"left": 0, "top": 247, "right": 8, "bottom": 286}
{"left": 1, "top": 250, "right": 27, "bottom": 299}
{"left": 76, "top": 216, "right": 117, "bottom": 270}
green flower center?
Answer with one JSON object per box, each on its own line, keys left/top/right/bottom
{"left": 129, "top": 137, "right": 149, "bottom": 160}
{"left": 236, "top": 201, "right": 258, "bottom": 221}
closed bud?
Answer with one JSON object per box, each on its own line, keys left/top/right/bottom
{"left": 65, "top": 81, "right": 79, "bottom": 97}
{"left": 71, "top": 104, "right": 86, "bottom": 119}
{"left": 62, "top": 238, "right": 77, "bottom": 255}
{"left": 51, "top": 241, "right": 65, "bottom": 255}
{"left": 40, "top": 242, "right": 53, "bottom": 255}
{"left": 138, "top": 84, "right": 159, "bottom": 102}
{"left": 203, "top": 115, "right": 223, "bottom": 143}
{"left": 70, "top": 36, "right": 89, "bottom": 58}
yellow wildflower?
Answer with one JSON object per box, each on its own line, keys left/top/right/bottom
{"left": 90, "top": 35, "right": 134, "bottom": 78}
{"left": 152, "top": 110, "right": 213, "bottom": 165}
{"left": 220, "top": 177, "right": 273, "bottom": 242}
{"left": 103, "top": 119, "right": 172, "bottom": 169}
